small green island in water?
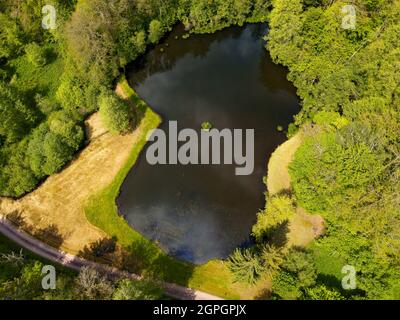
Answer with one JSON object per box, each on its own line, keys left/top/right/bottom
{"left": 201, "top": 121, "right": 213, "bottom": 131}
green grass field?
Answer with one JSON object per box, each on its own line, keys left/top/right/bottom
{"left": 310, "top": 242, "right": 345, "bottom": 288}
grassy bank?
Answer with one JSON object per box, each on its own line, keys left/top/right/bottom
{"left": 85, "top": 78, "right": 242, "bottom": 299}
{"left": 266, "top": 132, "right": 303, "bottom": 196}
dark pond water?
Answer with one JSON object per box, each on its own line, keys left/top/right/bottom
{"left": 118, "top": 24, "right": 299, "bottom": 264}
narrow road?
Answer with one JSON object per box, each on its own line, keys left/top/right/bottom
{"left": 0, "top": 215, "right": 223, "bottom": 300}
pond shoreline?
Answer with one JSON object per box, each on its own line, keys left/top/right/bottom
{"left": 84, "top": 77, "right": 245, "bottom": 299}
{"left": 119, "top": 22, "right": 299, "bottom": 264}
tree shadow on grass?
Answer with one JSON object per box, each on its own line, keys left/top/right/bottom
{"left": 5, "top": 211, "right": 65, "bottom": 250}
{"left": 77, "top": 235, "right": 195, "bottom": 292}
{"left": 78, "top": 237, "right": 118, "bottom": 265}
{"left": 253, "top": 286, "right": 272, "bottom": 300}
{"left": 44, "top": 47, "right": 58, "bottom": 65}
{"left": 128, "top": 97, "right": 147, "bottom": 133}
{"left": 273, "top": 189, "right": 294, "bottom": 198}
{"left": 34, "top": 224, "right": 65, "bottom": 250}
{"left": 125, "top": 237, "right": 194, "bottom": 285}
{"left": 317, "top": 273, "right": 366, "bottom": 298}
{"left": 260, "top": 221, "right": 290, "bottom": 249}
{"left": 5, "top": 211, "right": 31, "bottom": 231}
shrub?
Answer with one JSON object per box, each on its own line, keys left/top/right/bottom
{"left": 99, "top": 93, "right": 132, "bottom": 134}
{"left": 272, "top": 270, "right": 302, "bottom": 300}
{"left": 25, "top": 43, "right": 47, "bottom": 67}
{"left": 304, "top": 285, "right": 345, "bottom": 300}
{"left": 272, "top": 248, "right": 318, "bottom": 300}
{"left": 113, "top": 279, "right": 163, "bottom": 300}
{"left": 260, "top": 244, "right": 284, "bottom": 277}
{"left": 282, "top": 248, "right": 317, "bottom": 288}
{"left": 56, "top": 72, "right": 100, "bottom": 113}
{"left": 148, "top": 20, "right": 164, "bottom": 44}
{"left": 227, "top": 248, "right": 264, "bottom": 285}
{"left": 27, "top": 118, "right": 84, "bottom": 178}
{"left": 252, "top": 195, "right": 296, "bottom": 241}
{"left": 75, "top": 267, "right": 114, "bottom": 300}
{"left": 313, "top": 111, "right": 349, "bottom": 130}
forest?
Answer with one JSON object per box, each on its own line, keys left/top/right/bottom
{"left": 0, "top": 0, "right": 399, "bottom": 300}
{"left": 244, "top": 0, "right": 400, "bottom": 300}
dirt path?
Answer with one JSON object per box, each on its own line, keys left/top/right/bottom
{"left": 0, "top": 215, "right": 222, "bottom": 300}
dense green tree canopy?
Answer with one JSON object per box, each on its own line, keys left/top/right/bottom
{"left": 262, "top": 0, "right": 400, "bottom": 299}
{"left": 0, "top": 0, "right": 399, "bottom": 300}
{"left": 99, "top": 93, "right": 133, "bottom": 134}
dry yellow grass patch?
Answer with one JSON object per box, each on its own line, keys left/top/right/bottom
{"left": 231, "top": 275, "right": 272, "bottom": 300}
{"left": 287, "top": 208, "right": 325, "bottom": 248}
{"left": 267, "top": 133, "right": 303, "bottom": 196}
{"left": 266, "top": 131, "right": 325, "bottom": 249}
{"left": 0, "top": 88, "right": 150, "bottom": 255}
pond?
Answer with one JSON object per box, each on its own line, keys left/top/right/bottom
{"left": 118, "top": 23, "right": 299, "bottom": 264}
